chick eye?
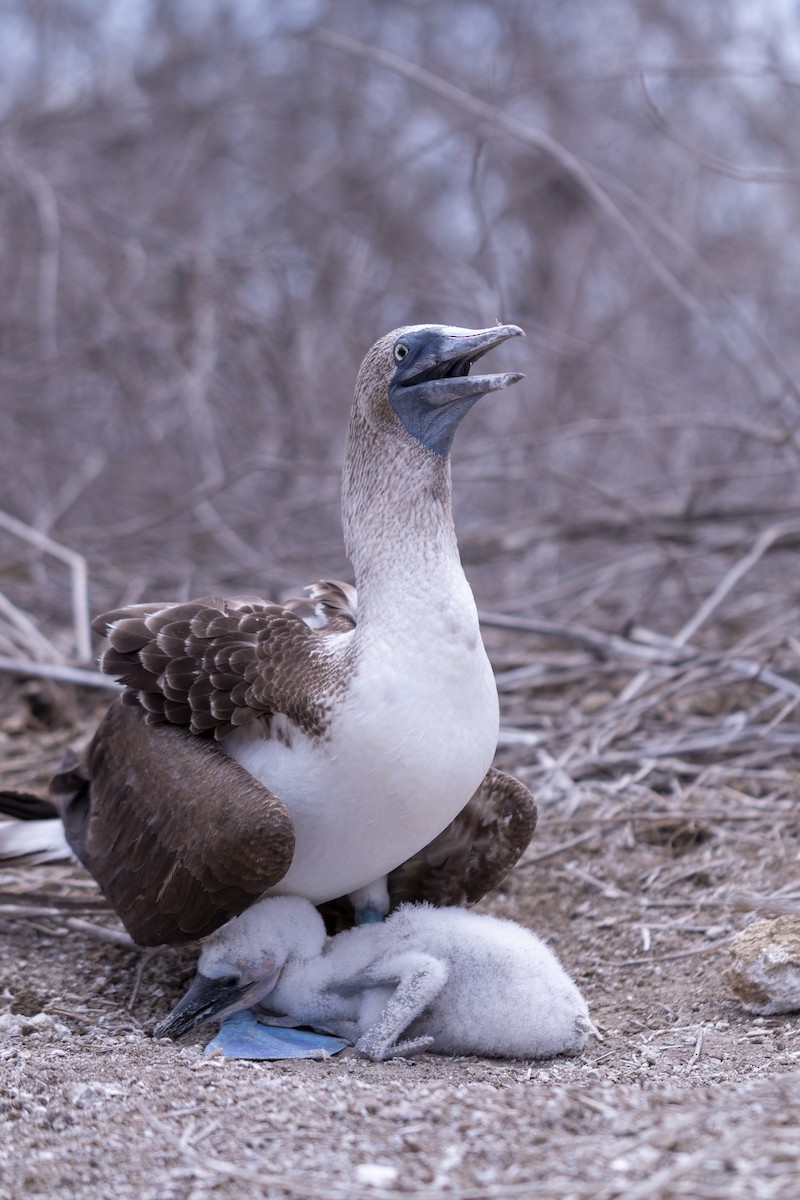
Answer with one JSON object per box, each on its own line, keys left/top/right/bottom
{"left": 217, "top": 974, "right": 241, "bottom": 989}
{"left": 394, "top": 343, "right": 409, "bottom": 362}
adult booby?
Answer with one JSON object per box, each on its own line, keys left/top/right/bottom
{"left": 154, "top": 896, "right": 591, "bottom": 1061}
{"left": 0, "top": 324, "right": 537, "bottom": 1053}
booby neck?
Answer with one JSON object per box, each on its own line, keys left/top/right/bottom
{"left": 342, "top": 414, "right": 462, "bottom": 632}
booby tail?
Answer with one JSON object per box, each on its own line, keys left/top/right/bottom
{"left": 0, "top": 790, "right": 62, "bottom": 821}
{"left": 0, "top": 789, "right": 72, "bottom": 865}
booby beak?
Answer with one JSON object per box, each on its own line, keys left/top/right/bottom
{"left": 153, "top": 969, "right": 278, "bottom": 1041}
{"left": 388, "top": 323, "right": 525, "bottom": 456}
{"left": 399, "top": 324, "right": 525, "bottom": 407}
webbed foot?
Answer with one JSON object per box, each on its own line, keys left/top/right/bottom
{"left": 354, "top": 905, "right": 386, "bottom": 925}
{"left": 350, "top": 877, "right": 389, "bottom": 925}
{"left": 204, "top": 1009, "right": 349, "bottom": 1060}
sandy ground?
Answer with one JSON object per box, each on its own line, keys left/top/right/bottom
{"left": 2, "top": 678, "right": 800, "bottom": 1199}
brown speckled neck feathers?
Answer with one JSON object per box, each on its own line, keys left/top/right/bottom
{"left": 341, "top": 330, "right": 457, "bottom": 597}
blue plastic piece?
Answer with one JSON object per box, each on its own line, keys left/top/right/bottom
{"left": 204, "top": 1009, "right": 348, "bottom": 1060}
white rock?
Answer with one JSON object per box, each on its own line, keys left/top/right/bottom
{"left": 726, "top": 916, "right": 800, "bottom": 1016}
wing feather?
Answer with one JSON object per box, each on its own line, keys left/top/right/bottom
{"left": 76, "top": 581, "right": 357, "bottom": 940}
{"left": 95, "top": 592, "right": 342, "bottom": 741}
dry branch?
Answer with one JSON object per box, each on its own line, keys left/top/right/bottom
{"left": 63, "top": 917, "right": 135, "bottom": 948}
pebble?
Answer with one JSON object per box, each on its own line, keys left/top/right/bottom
{"left": 354, "top": 1164, "right": 399, "bottom": 1187}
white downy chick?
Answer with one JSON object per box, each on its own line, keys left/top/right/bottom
{"left": 235, "top": 897, "right": 591, "bottom": 1061}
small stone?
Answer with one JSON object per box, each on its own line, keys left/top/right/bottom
{"left": 66, "top": 1081, "right": 125, "bottom": 1107}
{"left": 354, "top": 1164, "right": 399, "bottom": 1187}
{"left": 726, "top": 916, "right": 800, "bottom": 1015}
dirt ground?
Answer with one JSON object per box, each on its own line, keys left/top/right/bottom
{"left": 1, "top": 676, "right": 800, "bottom": 1200}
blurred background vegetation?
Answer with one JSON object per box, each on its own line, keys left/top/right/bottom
{"left": 2, "top": 0, "right": 800, "bottom": 661}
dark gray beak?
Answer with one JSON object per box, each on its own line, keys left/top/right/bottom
{"left": 153, "top": 973, "right": 257, "bottom": 1041}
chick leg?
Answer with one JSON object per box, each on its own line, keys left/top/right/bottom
{"left": 354, "top": 953, "right": 448, "bottom": 1062}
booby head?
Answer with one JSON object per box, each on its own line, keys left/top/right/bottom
{"left": 153, "top": 896, "right": 326, "bottom": 1040}
{"left": 356, "top": 323, "right": 524, "bottom": 457}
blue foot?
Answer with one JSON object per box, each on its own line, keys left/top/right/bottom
{"left": 354, "top": 905, "right": 385, "bottom": 924}
{"left": 204, "top": 1009, "right": 348, "bottom": 1060}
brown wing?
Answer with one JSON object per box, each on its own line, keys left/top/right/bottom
{"left": 93, "top": 594, "right": 338, "bottom": 741}
{"left": 318, "top": 767, "right": 537, "bottom": 932}
{"left": 51, "top": 700, "right": 295, "bottom": 946}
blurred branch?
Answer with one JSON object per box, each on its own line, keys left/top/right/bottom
{"left": 33, "top": 451, "right": 107, "bottom": 534}
{"left": 0, "top": 656, "right": 118, "bottom": 689}
{"left": 628, "top": 59, "right": 800, "bottom": 88}
{"left": 638, "top": 72, "right": 800, "bottom": 185}
{"left": 613, "top": 516, "right": 800, "bottom": 705}
{"left": 463, "top": 413, "right": 791, "bottom": 456}
{"left": 674, "top": 517, "right": 800, "bottom": 646}
{"left": 80, "top": 456, "right": 341, "bottom": 544}
{"left": 3, "top": 150, "right": 61, "bottom": 360}
{"left": 314, "top": 28, "right": 800, "bottom": 420}
{"left": 0, "top": 511, "right": 91, "bottom": 661}
{"left": 594, "top": 162, "right": 800, "bottom": 430}
{"left": 0, "top": 592, "right": 62, "bottom": 661}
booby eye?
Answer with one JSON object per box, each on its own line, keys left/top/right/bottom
{"left": 394, "top": 343, "right": 409, "bottom": 362}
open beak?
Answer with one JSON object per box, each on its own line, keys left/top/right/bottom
{"left": 399, "top": 324, "right": 525, "bottom": 407}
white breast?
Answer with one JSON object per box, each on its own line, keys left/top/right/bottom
{"left": 223, "top": 598, "right": 498, "bottom": 904}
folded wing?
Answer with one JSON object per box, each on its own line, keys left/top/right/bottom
{"left": 51, "top": 700, "right": 295, "bottom": 945}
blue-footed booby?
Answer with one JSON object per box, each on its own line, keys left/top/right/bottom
{"left": 0, "top": 324, "right": 537, "bottom": 1054}
{"left": 154, "top": 896, "right": 591, "bottom": 1061}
